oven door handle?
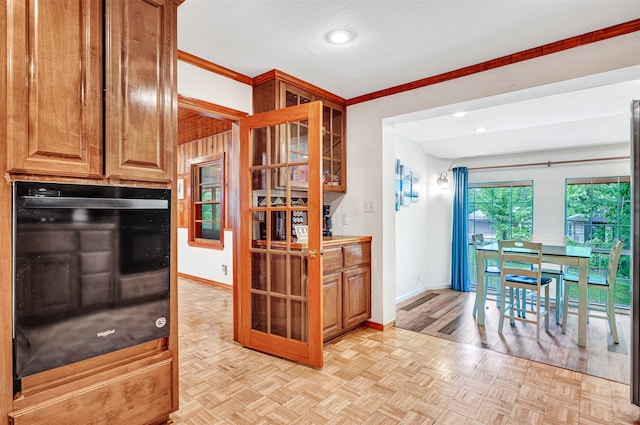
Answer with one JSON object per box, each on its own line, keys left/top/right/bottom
{"left": 21, "top": 196, "right": 169, "bottom": 209}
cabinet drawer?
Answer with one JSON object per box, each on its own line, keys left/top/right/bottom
{"left": 10, "top": 358, "right": 173, "bottom": 425}
{"left": 322, "top": 247, "right": 343, "bottom": 273}
{"left": 343, "top": 243, "right": 370, "bottom": 268}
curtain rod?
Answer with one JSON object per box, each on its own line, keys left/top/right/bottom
{"left": 457, "top": 155, "right": 629, "bottom": 172}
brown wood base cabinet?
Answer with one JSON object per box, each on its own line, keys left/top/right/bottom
{"left": 322, "top": 237, "right": 372, "bottom": 341}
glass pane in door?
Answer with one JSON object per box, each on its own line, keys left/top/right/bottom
{"left": 248, "top": 119, "right": 310, "bottom": 343}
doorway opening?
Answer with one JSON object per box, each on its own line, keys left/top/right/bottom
{"left": 177, "top": 95, "right": 247, "bottom": 339}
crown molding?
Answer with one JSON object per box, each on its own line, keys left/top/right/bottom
{"left": 347, "top": 18, "right": 640, "bottom": 105}
{"left": 177, "top": 50, "right": 253, "bottom": 86}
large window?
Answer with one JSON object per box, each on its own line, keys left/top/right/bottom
{"left": 189, "top": 153, "right": 225, "bottom": 249}
{"left": 468, "top": 181, "right": 533, "bottom": 286}
{"left": 468, "top": 181, "right": 533, "bottom": 242}
{"left": 565, "top": 176, "right": 631, "bottom": 308}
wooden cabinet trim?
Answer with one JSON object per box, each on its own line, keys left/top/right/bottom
{"left": 178, "top": 94, "right": 248, "bottom": 122}
{"left": 253, "top": 69, "right": 346, "bottom": 106}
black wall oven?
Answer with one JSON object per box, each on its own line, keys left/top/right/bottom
{"left": 12, "top": 181, "right": 171, "bottom": 392}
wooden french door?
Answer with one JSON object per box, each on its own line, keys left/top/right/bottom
{"left": 237, "top": 101, "right": 323, "bottom": 368}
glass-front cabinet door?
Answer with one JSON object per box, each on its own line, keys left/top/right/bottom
{"left": 238, "top": 102, "right": 323, "bottom": 368}
{"left": 279, "top": 82, "right": 345, "bottom": 193}
{"left": 322, "top": 102, "right": 344, "bottom": 192}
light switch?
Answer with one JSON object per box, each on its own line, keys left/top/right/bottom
{"left": 364, "top": 200, "right": 375, "bottom": 213}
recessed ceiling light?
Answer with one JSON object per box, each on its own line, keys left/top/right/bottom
{"left": 326, "top": 29, "right": 356, "bottom": 45}
{"left": 474, "top": 127, "right": 487, "bottom": 133}
{"left": 452, "top": 111, "right": 467, "bottom": 118}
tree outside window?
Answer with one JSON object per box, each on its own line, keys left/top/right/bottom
{"left": 467, "top": 181, "right": 533, "bottom": 287}
{"left": 468, "top": 181, "right": 533, "bottom": 243}
{"left": 565, "top": 176, "right": 630, "bottom": 308}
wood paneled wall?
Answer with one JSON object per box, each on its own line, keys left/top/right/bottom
{"left": 178, "top": 108, "right": 232, "bottom": 145}
{"left": 177, "top": 130, "right": 232, "bottom": 228}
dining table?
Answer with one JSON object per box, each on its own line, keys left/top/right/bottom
{"left": 475, "top": 242, "right": 592, "bottom": 347}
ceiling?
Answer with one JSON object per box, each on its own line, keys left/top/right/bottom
{"left": 177, "top": 1, "right": 640, "bottom": 159}
{"left": 390, "top": 75, "right": 640, "bottom": 159}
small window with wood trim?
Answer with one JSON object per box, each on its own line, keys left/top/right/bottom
{"left": 189, "top": 153, "right": 224, "bottom": 249}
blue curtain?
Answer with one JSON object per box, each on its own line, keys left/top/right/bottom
{"left": 451, "top": 167, "right": 470, "bottom": 291}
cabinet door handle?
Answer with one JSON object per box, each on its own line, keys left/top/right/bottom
{"left": 302, "top": 249, "right": 318, "bottom": 258}
{"left": 22, "top": 196, "right": 168, "bottom": 210}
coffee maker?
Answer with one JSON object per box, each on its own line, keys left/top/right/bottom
{"left": 323, "top": 205, "right": 332, "bottom": 236}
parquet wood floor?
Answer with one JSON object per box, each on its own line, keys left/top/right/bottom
{"left": 171, "top": 278, "right": 640, "bottom": 424}
{"left": 395, "top": 289, "right": 630, "bottom": 385}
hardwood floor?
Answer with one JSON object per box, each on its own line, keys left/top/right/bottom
{"left": 395, "top": 289, "right": 630, "bottom": 385}
{"left": 171, "top": 277, "right": 640, "bottom": 424}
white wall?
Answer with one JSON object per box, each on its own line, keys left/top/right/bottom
{"left": 424, "top": 154, "right": 453, "bottom": 291}
{"left": 342, "top": 31, "right": 640, "bottom": 327}
{"left": 176, "top": 61, "right": 252, "bottom": 285}
{"left": 394, "top": 137, "right": 453, "bottom": 303}
{"left": 458, "top": 143, "right": 631, "bottom": 238}
{"left": 394, "top": 137, "right": 429, "bottom": 302}
{"left": 178, "top": 62, "right": 253, "bottom": 113}
{"left": 177, "top": 229, "right": 234, "bottom": 283}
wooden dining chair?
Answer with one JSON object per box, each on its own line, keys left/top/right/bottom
{"left": 529, "top": 234, "right": 567, "bottom": 324}
{"left": 562, "top": 239, "right": 623, "bottom": 343}
{"left": 471, "top": 234, "right": 501, "bottom": 316}
{"left": 498, "top": 240, "right": 552, "bottom": 343}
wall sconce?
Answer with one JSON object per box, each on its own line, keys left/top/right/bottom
{"left": 437, "top": 171, "right": 449, "bottom": 189}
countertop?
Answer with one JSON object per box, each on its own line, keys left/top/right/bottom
{"left": 252, "top": 235, "right": 371, "bottom": 249}
{"left": 322, "top": 235, "right": 372, "bottom": 246}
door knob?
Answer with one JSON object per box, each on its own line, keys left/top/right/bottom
{"left": 302, "top": 248, "right": 318, "bottom": 258}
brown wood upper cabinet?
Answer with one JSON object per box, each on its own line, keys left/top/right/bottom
{"left": 6, "top": 0, "right": 174, "bottom": 183}
{"left": 253, "top": 70, "right": 347, "bottom": 193}
{"left": 104, "top": 0, "right": 173, "bottom": 182}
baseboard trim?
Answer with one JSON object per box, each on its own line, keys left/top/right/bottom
{"left": 365, "top": 319, "right": 395, "bottom": 331}
{"left": 396, "top": 284, "right": 450, "bottom": 304}
{"left": 177, "top": 272, "right": 232, "bottom": 291}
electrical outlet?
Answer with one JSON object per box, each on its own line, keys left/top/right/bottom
{"left": 342, "top": 214, "right": 349, "bottom": 225}
{"left": 221, "top": 265, "right": 228, "bottom": 275}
